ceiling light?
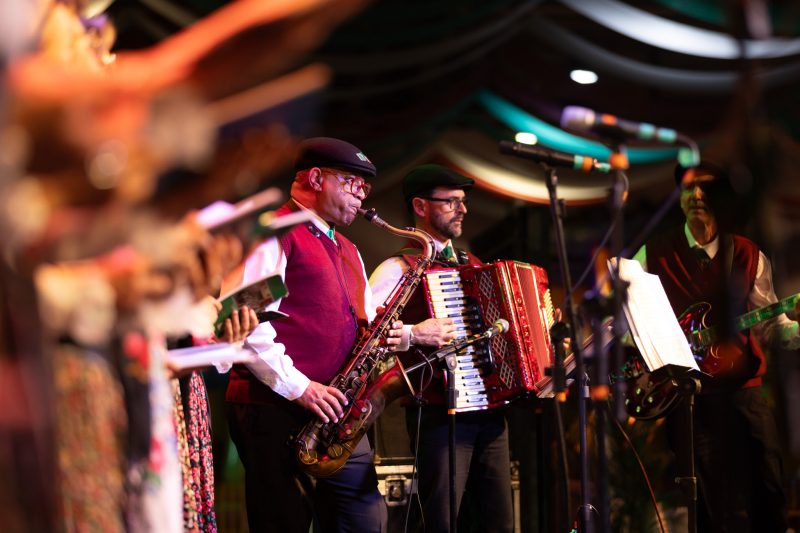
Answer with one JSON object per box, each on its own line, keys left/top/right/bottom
{"left": 570, "top": 69, "right": 598, "bottom": 84}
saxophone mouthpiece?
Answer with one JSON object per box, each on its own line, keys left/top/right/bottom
{"left": 358, "top": 207, "right": 386, "bottom": 227}
{"left": 358, "top": 207, "right": 377, "bottom": 221}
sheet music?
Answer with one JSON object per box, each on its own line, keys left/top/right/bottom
{"left": 614, "top": 258, "right": 699, "bottom": 372}
{"left": 167, "top": 342, "right": 256, "bottom": 370}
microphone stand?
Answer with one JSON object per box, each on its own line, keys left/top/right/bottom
{"left": 592, "top": 142, "right": 630, "bottom": 533}
{"left": 594, "top": 142, "right": 629, "bottom": 533}
{"left": 403, "top": 327, "right": 505, "bottom": 533}
{"left": 543, "top": 165, "right": 594, "bottom": 533}
{"left": 445, "top": 353, "right": 458, "bottom": 533}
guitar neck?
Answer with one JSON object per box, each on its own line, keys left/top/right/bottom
{"left": 737, "top": 294, "right": 799, "bottom": 330}
{"left": 699, "top": 293, "right": 799, "bottom": 346}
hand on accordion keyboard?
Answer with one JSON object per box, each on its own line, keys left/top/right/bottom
{"left": 553, "top": 308, "right": 572, "bottom": 354}
{"left": 410, "top": 318, "right": 457, "bottom": 347}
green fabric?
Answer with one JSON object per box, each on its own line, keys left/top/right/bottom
{"left": 442, "top": 244, "right": 455, "bottom": 260}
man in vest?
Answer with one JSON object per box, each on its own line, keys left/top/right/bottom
{"left": 370, "top": 164, "right": 514, "bottom": 533}
{"left": 633, "top": 161, "right": 800, "bottom": 532}
{"left": 225, "top": 137, "right": 403, "bottom": 533}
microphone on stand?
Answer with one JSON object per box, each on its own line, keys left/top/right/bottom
{"left": 561, "top": 105, "right": 678, "bottom": 144}
{"left": 498, "top": 141, "right": 611, "bottom": 173}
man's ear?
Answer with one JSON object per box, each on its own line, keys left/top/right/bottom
{"left": 307, "top": 167, "right": 324, "bottom": 191}
{"left": 411, "top": 197, "right": 427, "bottom": 219}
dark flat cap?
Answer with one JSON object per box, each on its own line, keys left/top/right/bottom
{"left": 295, "top": 137, "right": 376, "bottom": 177}
{"left": 402, "top": 164, "right": 474, "bottom": 202}
{"left": 674, "top": 159, "right": 727, "bottom": 186}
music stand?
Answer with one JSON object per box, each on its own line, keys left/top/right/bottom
{"left": 646, "top": 364, "right": 704, "bottom": 533}
{"left": 614, "top": 257, "right": 705, "bottom": 533}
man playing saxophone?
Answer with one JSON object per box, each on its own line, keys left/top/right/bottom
{"left": 223, "top": 137, "right": 404, "bottom": 533}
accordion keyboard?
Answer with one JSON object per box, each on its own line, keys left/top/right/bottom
{"left": 425, "top": 269, "right": 493, "bottom": 410}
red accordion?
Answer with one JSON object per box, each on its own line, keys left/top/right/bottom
{"left": 422, "top": 260, "right": 556, "bottom": 412}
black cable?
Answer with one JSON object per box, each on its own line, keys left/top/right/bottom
{"left": 605, "top": 402, "right": 667, "bottom": 533}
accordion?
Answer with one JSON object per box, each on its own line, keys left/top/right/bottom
{"left": 423, "top": 260, "right": 556, "bottom": 412}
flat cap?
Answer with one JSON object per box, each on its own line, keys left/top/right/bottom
{"left": 402, "top": 164, "right": 474, "bottom": 203}
{"left": 674, "top": 159, "right": 727, "bottom": 186}
{"left": 295, "top": 137, "right": 376, "bottom": 177}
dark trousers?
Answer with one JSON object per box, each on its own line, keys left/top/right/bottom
{"left": 227, "top": 402, "right": 387, "bottom": 533}
{"left": 666, "top": 387, "right": 787, "bottom": 533}
{"left": 405, "top": 407, "right": 514, "bottom": 533}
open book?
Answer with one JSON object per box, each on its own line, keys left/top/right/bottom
{"left": 198, "top": 190, "right": 316, "bottom": 248}
{"left": 167, "top": 342, "right": 256, "bottom": 371}
{"left": 214, "top": 274, "right": 289, "bottom": 337}
{"left": 613, "top": 258, "right": 699, "bottom": 374}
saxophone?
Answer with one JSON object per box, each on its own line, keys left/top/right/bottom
{"left": 294, "top": 208, "right": 435, "bottom": 477}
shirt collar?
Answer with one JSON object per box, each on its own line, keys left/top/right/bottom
{"left": 292, "top": 197, "right": 335, "bottom": 241}
{"left": 431, "top": 237, "right": 452, "bottom": 254}
{"left": 684, "top": 222, "right": 719, "bottom": 259}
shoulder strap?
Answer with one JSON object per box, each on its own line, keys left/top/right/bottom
{"left": 722, "top": 233, "right": 735, "bottom": 276}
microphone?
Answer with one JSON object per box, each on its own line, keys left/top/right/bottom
{"left": 498, "top": 141, "right": 611, "bottom": 173}
{"left": 561, "top": 106, "right": 678, "bottom": 144}
{"left": 484, "top": 318, "right": 510, "bottom": 338}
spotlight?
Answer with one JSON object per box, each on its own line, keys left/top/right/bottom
{"left": 570, "top": 69, "right": 598, "bottom": 85}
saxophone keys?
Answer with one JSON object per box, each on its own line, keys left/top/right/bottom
{"left": 328, "top": 443, "right": 345, "bottom": 458}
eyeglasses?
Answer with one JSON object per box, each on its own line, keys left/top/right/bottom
{"left": 419, "top": 196, "right": 469, "bottom": 211}
{"left": 322, "top": 169, "right": 372, "bottom": 198}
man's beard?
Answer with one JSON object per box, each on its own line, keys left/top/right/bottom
{"left": 433, "top": 215, "right": 462, "bottom": 240}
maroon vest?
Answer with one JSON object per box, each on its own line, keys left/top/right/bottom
{"left": 226, "top": 203, "right": 370, "bottom": 405}
{"left": 396, "top": 239, "right": 483, "bottom": 405}
{"left": 647, "top": 228, "right": 763, "bottom": 391}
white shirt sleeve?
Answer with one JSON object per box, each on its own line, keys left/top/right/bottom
{"left": 354, "top": 248, "right": 378, "bottom": 323}
{"left": 750, "top": 251, "right": 800, "bottom": 350}
{"left": 216, "top": 237, "right": 310, "bottom": 400}
{"left": 369, "top": 256, "right": 413, "bottom": 351}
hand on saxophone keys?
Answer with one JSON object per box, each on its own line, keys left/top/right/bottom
{"left": 384, "top": 319, "right": 404, "bottom": 351}
{"left": 295, "top": 381, "right": 348, "bottom": 424}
